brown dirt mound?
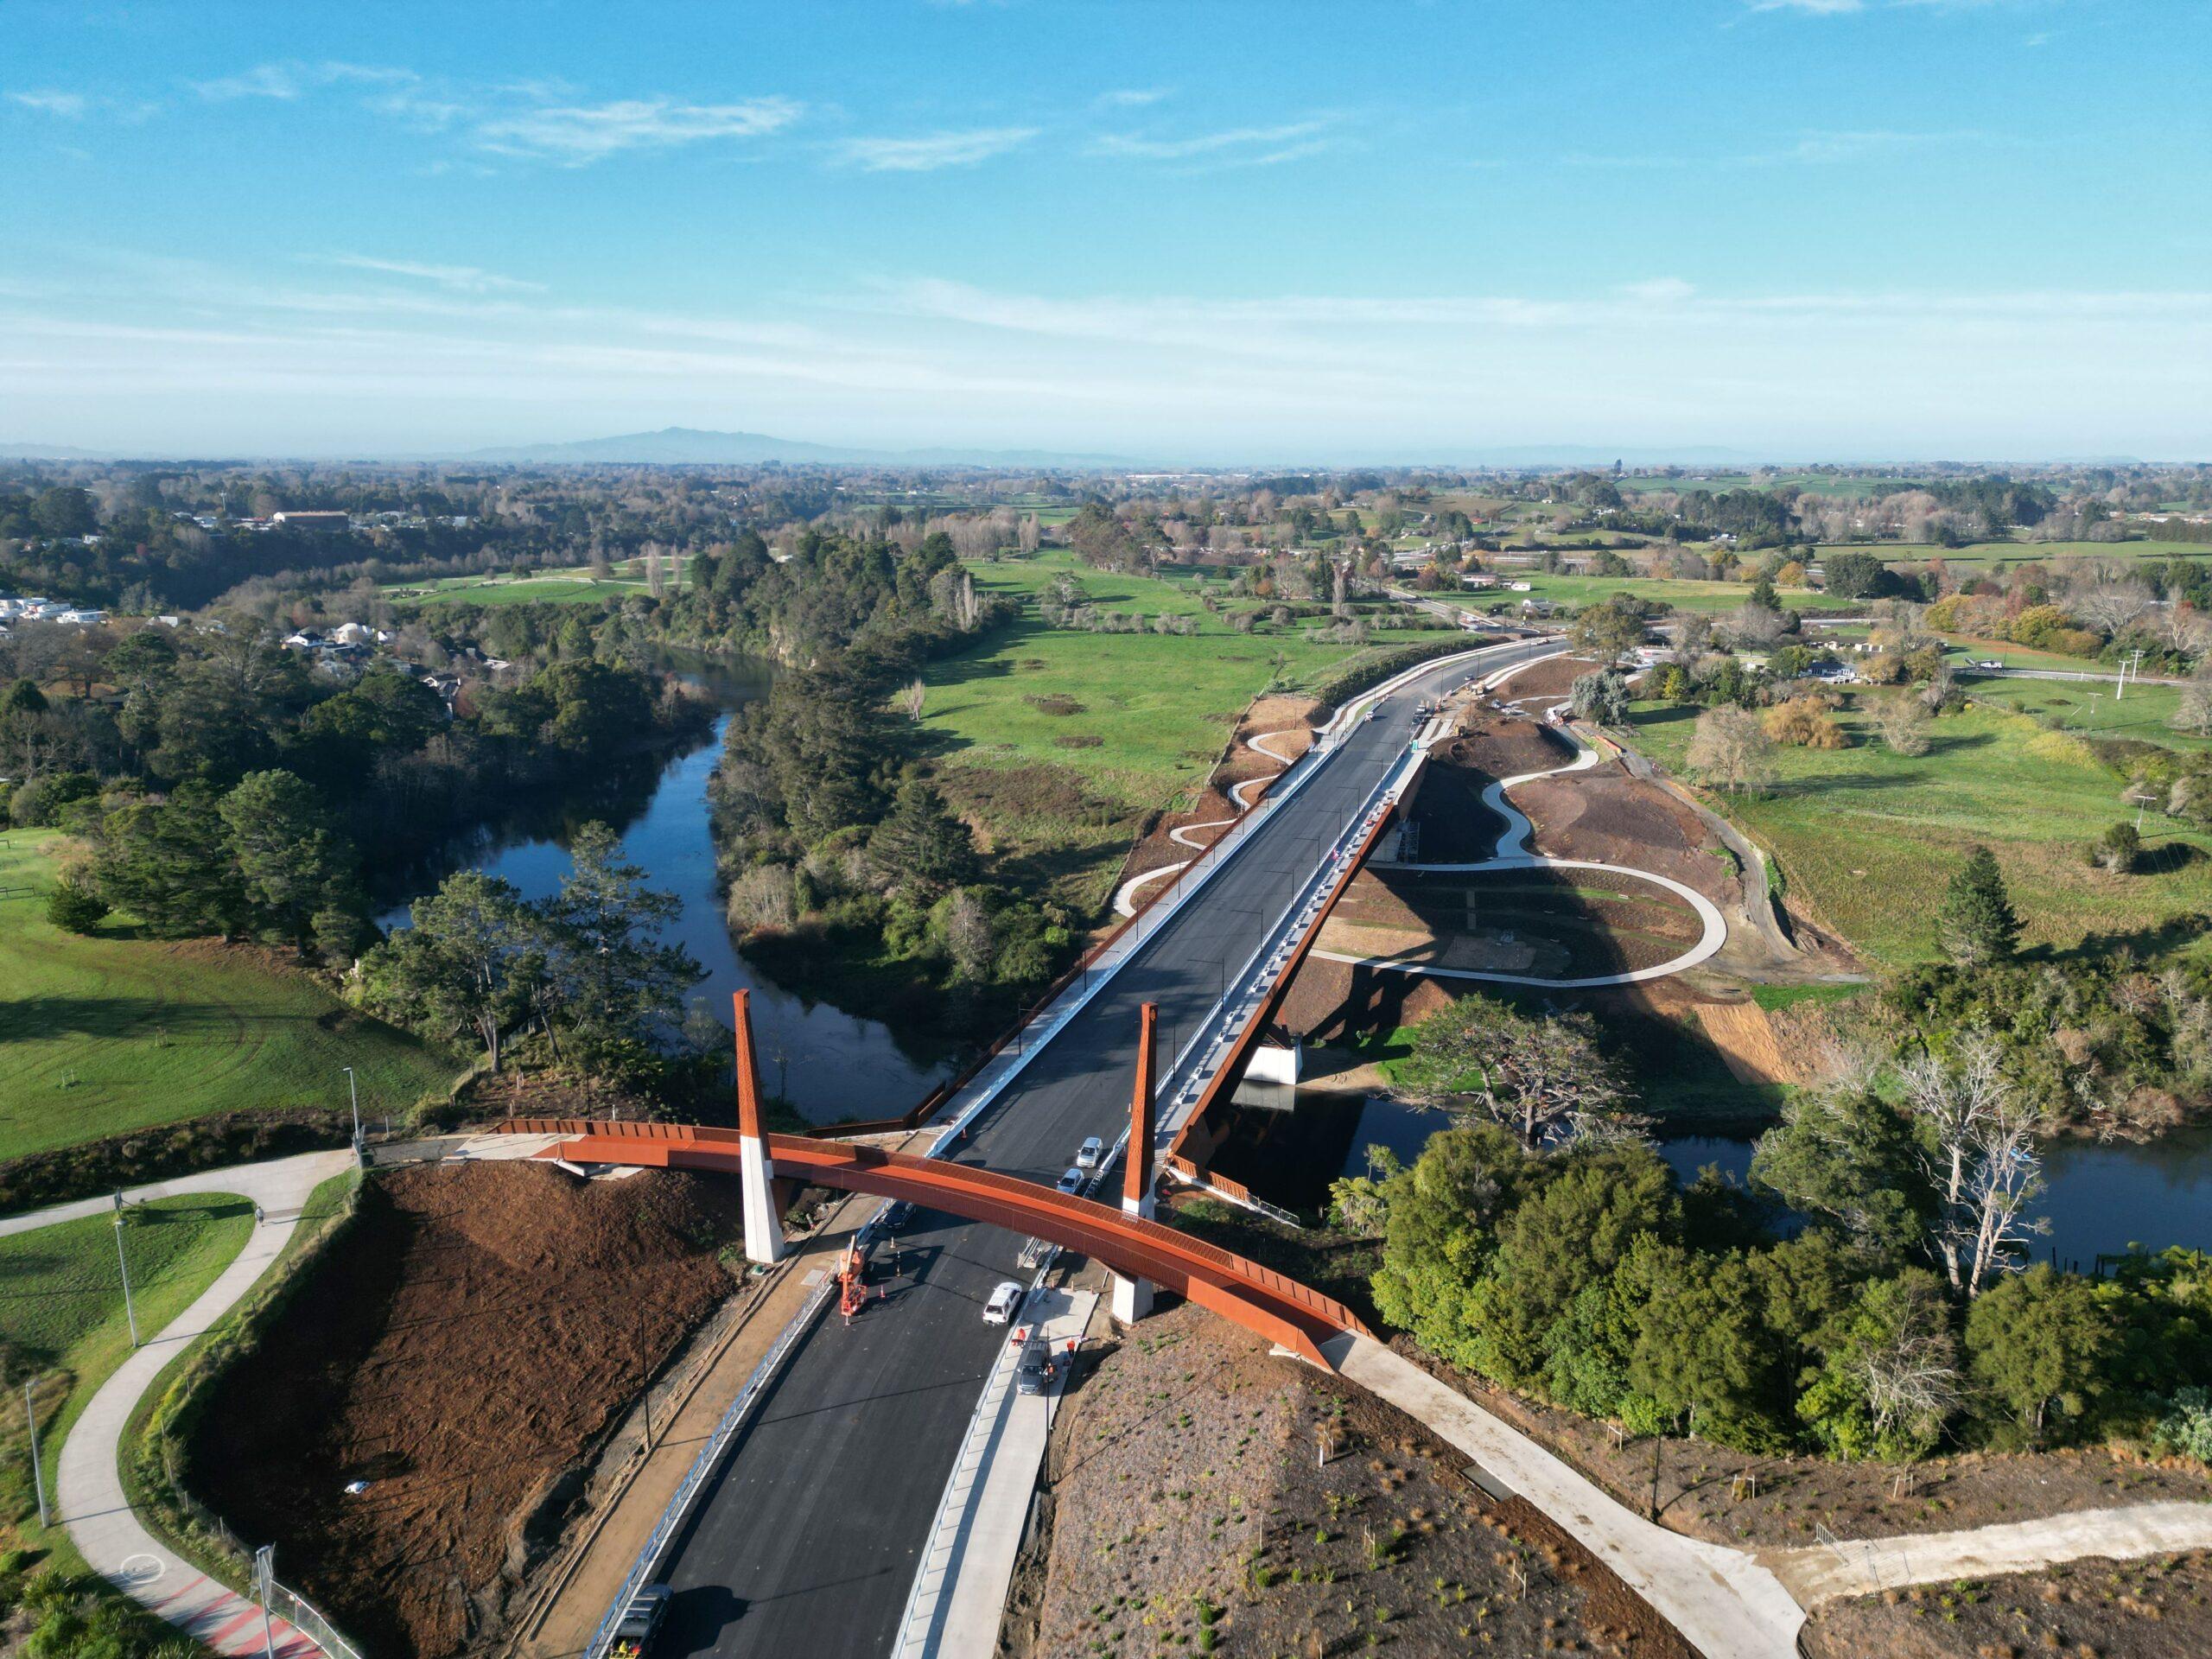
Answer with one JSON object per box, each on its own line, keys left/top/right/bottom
{"left": 1514, "top": 769, "right": 1744, "bottom": 907}
{"left": 1017, "top": 1302, "right": 1686, "bottom": 1659}
{"left": 1444, "top": 711, "right": 1574, "bottom": 781}
{"left": 1491, "top": 654, "right": 1601, "bottom": 702}
{"left": 188, "top": 1162, "right": 738, "bottom": 1659}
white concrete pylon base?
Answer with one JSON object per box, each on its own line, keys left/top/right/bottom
{"left": 739, "top": 1133, "right": 785, "bottom": 1265}
{"left": 1110, "top": 1271, "right": 1154, "bottom": 1325}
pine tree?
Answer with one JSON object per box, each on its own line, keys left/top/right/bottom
{"left": 1937, "top": 844, "right": 2021, "bottom": 964}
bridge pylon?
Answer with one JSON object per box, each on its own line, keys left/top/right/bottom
{"left": 1111, "top": 1001, "right": 1160, "bottom": 1325}
{"left": 733, "top": 990, "right": 786, "bottom": 1265}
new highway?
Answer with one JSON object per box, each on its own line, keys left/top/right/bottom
{"left": 653, "top": 636, "right": 1556, "bottom": 1657}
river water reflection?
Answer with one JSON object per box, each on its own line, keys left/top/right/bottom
{"left": 375, "top": 652, "right": 949, "bottom": 1123}
{"left": 1215, "top": 1089, "right": 2212, "bottom": 1268}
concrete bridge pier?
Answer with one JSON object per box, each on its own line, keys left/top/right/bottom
{"left": 1110, "top": 1002, "right": 1159, "bottom": 1326}
{"left": 733, "top": 990, "right": 786, "bottom": 1266}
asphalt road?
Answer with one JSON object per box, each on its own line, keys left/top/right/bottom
{"left": 654, "top": 638, "right": 1554, "bottom": 1658}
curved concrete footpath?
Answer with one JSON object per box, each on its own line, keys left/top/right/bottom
{"left": 1764, "top": 1499, "right": 2212, "bottom": 1608}
{"left": 38, "top": 1148, "right": 358, "bottom": 1657}
{"left": 1323, "top": 661, "right": 1730, "bottom": 989}
{"left": 1329, "top": 1334, "right": 1807, "bottom": 1658}
{"left": 1112, "top": 724, "right": 1307, "bottom": 917}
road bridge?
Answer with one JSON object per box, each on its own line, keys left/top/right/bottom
{"left": 569, "top": 637, "right": 1556, "bottom": 1658}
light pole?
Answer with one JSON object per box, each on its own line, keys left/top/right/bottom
{"left": 23, "top": 1374, "right": 49, "bottom": 1528}
{"left": 341, "top": 1065, "right": 360, "bottom": 1144}
{"left": 112, "top": 1192, "right": 139, "bottom": 1348}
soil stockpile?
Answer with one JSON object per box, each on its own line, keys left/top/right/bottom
{"left": 1491, "top": 653, "right": 1599, "bottom": 705}
{"left": 1011, "top": 1303, "right": 1687, "bottom": 1659}
{"left": 188, "top": 1162, "right": 737, "bottom": 1659}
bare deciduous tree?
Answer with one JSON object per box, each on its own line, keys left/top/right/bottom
{"left": 1686, "top": 706, "right": 1776, "bottom": 796}
{"left": 1896, "top": 1034, "right": 2047, "bottom": 1294}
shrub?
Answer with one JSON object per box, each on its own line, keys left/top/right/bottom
{"left": 2087, "top": 821, "right": 2141, "bottom": 874}
{"left": 45, "top": 874, "right": 110, "bottom": 933}
{"left": 1762, "top": 696, "right": 1848, "bottom": 749}
{"left": 2154, "top": 1387, "right": 2212, "bottom": 1463}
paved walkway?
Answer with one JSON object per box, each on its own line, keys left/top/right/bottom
{"left": 1764, "top": 1499, "right": 2212, "bottom": 1607}
{"left": 48, "top": 1148, "right": 358, "bottom": 1657}
{"left": 1328, "top": 1334, "right": 1807, "bottom": 1659}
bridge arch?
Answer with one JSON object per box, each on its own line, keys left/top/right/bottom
{"left": 493, "top": 1116, "right": 1368, "bottom": 1365}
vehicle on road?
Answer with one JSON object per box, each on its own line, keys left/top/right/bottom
{"left": 982, "top": 1280, "right": 1025, "bottom": 1325}
{"left": 1055, "top": 1166, "right": 1086, "bottom": 1195}
{"left": 612, "top": 1586, "right": 671, "bottom": 1656}
{"left": 1014, "top": 1330, "right": 1053, "bottom": 1396}
{"left": 1972, "top": 658, "right": 2005, "bottom": 670}
{"left": 1075, "top": 1135, "right": 1103, "bottom": 1170}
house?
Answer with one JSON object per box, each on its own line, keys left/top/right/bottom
{"left": 271, "top": 511, "right": 351, "bottom": 532}
{"left": 332, "top": 621, "right": 374, "bottom": 646}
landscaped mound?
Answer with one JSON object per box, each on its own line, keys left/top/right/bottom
{"left": 186, "top": 1161, "right": 736, "bottom": 1659}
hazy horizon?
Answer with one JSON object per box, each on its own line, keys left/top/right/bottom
{"left": 6, "top": 0, "right": 2208, "bottom": 460}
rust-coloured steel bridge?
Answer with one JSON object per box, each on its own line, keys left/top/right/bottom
{"left": 496, "top": 1113, "right": 1368, "bottom": 1364}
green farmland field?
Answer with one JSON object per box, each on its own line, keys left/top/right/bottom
{"left": 926, "top": 563, "right": 1460, "bottom": 908}
{"left": 1628, "top": 699, "right": 2212, "bottom": 967}
{"left": 382, "top": 564, "right": 651, "bottom": 607}
{"left": 0, "top": 832, "right": 456, "bottom": 1166}
{"left": 1446, "top": 571, "right": 1859, "bottom": 617}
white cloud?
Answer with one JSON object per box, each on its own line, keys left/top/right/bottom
{"left": 319, "top": 255, "right": 545, "bottom": 295}
{"left": 8, "top": 90, "right": 89, "bottom": 118}
{"left": 193, "top": 60, "right": 416, "bottom": 102}
{"left": 1621, "top": 278, "right": 1697, "bottom": 303}
{"left": 1091, "top": 119, "right": 1334, "bottom": 164}
{"left": 1095, "top": 87, "right": 1170, "bottom": 108}
{"left": 474, "top": 96, "right": 802, "bottom": 162}
{"left": 1748, "top": 0, "right": 1865, "bottom": 12}
{"left": 833, "top": 126, "right": 1038, "bottom": 172}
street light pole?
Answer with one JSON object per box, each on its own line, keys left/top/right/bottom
{"left": 342, "top": 1065, "right": 360, "bottom": 1143}
{"left": 23, "top": 1376, "right": 48, "bottom": 1528}
{"left": 112, "top": 1192, "right": 139, "bottom": 1348}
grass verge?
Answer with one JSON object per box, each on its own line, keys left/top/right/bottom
{"left": 117, "top": 1171, "right": 363, "bottom": 1602}
{"left": 2, "top": 1193, "right": 257, "bottom": 1563}
{"left": 0, "top": 830, "right": 458, "bottom": 1168}
{"left": 1628, "top": 697, "right": 2212, "bottom": 967}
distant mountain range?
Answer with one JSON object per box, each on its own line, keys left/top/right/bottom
{"left": 459, "top": 426, "right": 1144, "bottom": 468}
{"left": 0, "top": 441, "right": 112, "bottom": 461}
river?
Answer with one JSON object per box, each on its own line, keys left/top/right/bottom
{"left": 375, "top": 652, "right": 949, "bottom": 1124}
{"left": 1212, "top": 1089, "right": 2212, "bottom": 1268}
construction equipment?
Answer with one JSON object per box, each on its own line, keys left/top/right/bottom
{"left": 837, "top": 1241, "right": 872, "bottom": 1323}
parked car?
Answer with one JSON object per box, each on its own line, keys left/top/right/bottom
{"left": 1014, "top": 1331, "right": 1054, "bottom": 1396}
{"left": 983, "top": 1280, "right": 1025, "bottom": 1325}
{"left": 1056, "top": 1166, "right": 1086, "bottom": 1196}
{"left": 613, "top": 1586, "right": 671, "bottom": 1656}
{"left": 1075, "top": 1135, "right": 1104, "bottom": 1171}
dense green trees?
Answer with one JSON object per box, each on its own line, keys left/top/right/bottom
{"left": 1346, "top": 969, "right": 2212, "bottom": 1465}
{"left": 357, "top": 823, "right": 701, "bottom": 1075}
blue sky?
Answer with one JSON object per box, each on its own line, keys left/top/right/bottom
{"left": 3, "top": 0, "right": 2207, "bottom": 461}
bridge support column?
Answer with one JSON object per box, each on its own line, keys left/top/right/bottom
{"left": 1111, "top": 1002, "right": 1159, "bottom": 1325}
{"left": 734, "top": 990, "right": 785, "bottom": 1266}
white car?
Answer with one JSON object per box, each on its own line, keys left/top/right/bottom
{"left": 983, "top": 1281, "right": 1025, "bottom": 1325}
{"left": 1075, "top": 1136, "right": 1104, "bottom": 1171}
{"left": 1056, "top": 1166, "right": 1086, "bottom": 1196}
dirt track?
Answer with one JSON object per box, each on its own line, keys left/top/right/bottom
{"left": 188, "top": 1163, "right": 738, "bottom": 1659}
